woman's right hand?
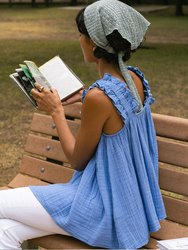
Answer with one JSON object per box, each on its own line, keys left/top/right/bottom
{"left": 61, "top": 89, "right": 84, "bottom": 106}
{"left": 31, "top": 83, "right": 63, "bottom": 116}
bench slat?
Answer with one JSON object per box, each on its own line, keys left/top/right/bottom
{"left": 153, "top": 113, "right": 188, "bottom": 142}
{"left": 30, "top": 112, "right": 188, "bottom": 142}
{"left": 151, "top": 220, "right": 188, "bottom": 239}
{"left": 145, "top": 220, "right": 188, "bottom": 249}
{"left": 8, "top": 174, "right": 48, "bottom": 188}
{"left": 163, "top": 196, "right": 188, "bottom": 225}
{"left": 20, "top": 155, "right": 74, "bottom": 183}
{"left": 25, "top": 134, "right": 68, "bottom": 162}
{"left": 64, "top": 102, "right": 82, "bottom": 119}
{"left": 159, "top": 162, "right": 188, "bottom": 196}
{"left": 31, "top": 113, "right": 80, "bottom": 137}
{"left": 144, "top": 237, "right": 158, "bottom": 249}
{"left": 31, "top": 112, "right": 188, "bottom": 142}
{"left": 29, "top": 235, "right": 94, "bottom": 249}
{"left": 157, "top": 137, "right": 188, "bottom": 167}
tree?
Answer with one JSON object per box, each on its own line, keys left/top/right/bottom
{"left": 175, "top": 0, "right": 184, "bottom": 16}
{"left": 44, "top": 0, "right": 50, "bottom": 7}
{"left": 71, "top": 0, "right": 77, "bottom": 6}
{"left": 31, "top": 0, "right": 36, "bottom": 7}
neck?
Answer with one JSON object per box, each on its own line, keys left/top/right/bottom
{"left": 96, "top": 59, "right": 125, "bottom": 82}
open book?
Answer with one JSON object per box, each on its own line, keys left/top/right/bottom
{"left": 9, "top": 56, "right": 84, "bottom": 107}
{"left": 157, "top": 237, "right": 188, "bottom": 250}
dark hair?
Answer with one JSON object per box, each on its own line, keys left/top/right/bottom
{"left": 75, "top": 8, "right": 90, "bottom": 37}
{"left": 75, "top": 8, "right": 135, "bottom": 65}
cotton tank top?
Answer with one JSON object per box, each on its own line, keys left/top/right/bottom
{"left": 30, "top": 66, "right": 166, "bottom": 249}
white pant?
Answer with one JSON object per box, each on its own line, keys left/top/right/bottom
{"left": 0, "top": 187, "right": 69, "bottom": 249}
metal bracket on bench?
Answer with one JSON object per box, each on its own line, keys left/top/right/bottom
{"left": 51, "top": 123, "right": 56, "bottom": 129}
{"left": 40, "top": 167, "right": 45, "bottom": 173}
{"left": 46, "top": 145, "right": 51, "bottom": 151}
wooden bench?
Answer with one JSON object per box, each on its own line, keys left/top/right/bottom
{"left": 1, "top": 102, "right": 188, "bottom": 249}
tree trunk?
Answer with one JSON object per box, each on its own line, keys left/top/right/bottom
{"left": 71, "top": 0, "right": 77, "bottom": 6}
{"left": 44, "top": 0, "right": 49, "bottom": 7}
{"left": 31, "top": 0, "right": 36, "bottom": 7}
{"left": 9, "top": 0, "right": 12, "bottom": 7}
{"left": 176, "top": 0, "right": 184, "bottom": 16}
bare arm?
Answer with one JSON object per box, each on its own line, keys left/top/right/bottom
{"left": 52, "top": 89, "right": 110, "bottom": 171}
{"left": 70, "top": 89, "right": 110, "bottom": 170}
{"left": 61, "top": 89, "right": 84, "bottom": 106}
{"left": 32, "top": 84, "right": 110, "bottom": 171}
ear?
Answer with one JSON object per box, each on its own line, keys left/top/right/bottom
{"left": 90, "top": 39, "right": 96, "bottom": 48}
{"left": 85, "top": 36, "right": 96, "bottom": 47}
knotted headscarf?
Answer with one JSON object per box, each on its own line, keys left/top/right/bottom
{"left": 84, "top": 0, "right": 150, "bottom": 111}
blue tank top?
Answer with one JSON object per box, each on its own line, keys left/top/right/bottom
{"left": 30, "top": 67, "right": 166, "bottom": 249}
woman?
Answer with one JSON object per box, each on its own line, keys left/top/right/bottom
{"left": 0, "top": 0, "right": 166, "bottom": 249}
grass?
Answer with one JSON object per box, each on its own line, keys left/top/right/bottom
{"left": 145, "top": 6, "right": 188, "bottom": 44}
{"left": 0, "top": 5, "right": 188, "bottom": 185}
{"left": 0, "top": 7, "right": 78, "bottom": 40}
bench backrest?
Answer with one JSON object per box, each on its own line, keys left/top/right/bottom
{"left": 8, "top": 103, "right": 188, "bottom": 248}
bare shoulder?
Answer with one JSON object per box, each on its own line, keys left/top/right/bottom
{"left": 81, "top": 87, "right": 115, "bottom": 125}
{"left": 83, "top": 86, "right": 124, "bottom": 134}
{"left": 83, "top": 87, "right": 112, "bottom": 108}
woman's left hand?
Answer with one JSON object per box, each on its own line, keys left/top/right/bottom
{"left": 31, "top": 83, "right": 63, "bottom": 115}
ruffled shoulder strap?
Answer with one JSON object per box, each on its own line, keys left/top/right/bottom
{"left": 82, "top": 74, "right": 139, "bottom": 123}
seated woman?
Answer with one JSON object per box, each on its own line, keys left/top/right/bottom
{"left": 0, "top": 0, "right": 166, "bottom": 249}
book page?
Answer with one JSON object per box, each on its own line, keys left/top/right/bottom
{"left": 39, "top": 56, "right": 83, "bottom": 100}
{"left": 157, "top": 237, "right": 188, "bottom": 250}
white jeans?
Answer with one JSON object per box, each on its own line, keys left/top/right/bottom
{"left": 0, "top": 187, "right": 69, "bottom": 249}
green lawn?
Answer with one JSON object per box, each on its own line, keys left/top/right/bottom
{"left": 0, "top": 5, "right": 187, "bottom": 185}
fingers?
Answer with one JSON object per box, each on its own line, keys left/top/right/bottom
{"left": 31, "top": 83, "right": 59, "bottom": 104}
{"left": 33, "top": 83, "right": 57, "bottom": 94}
{"left": 31, "top": 86, "right": 44, "bottom": 110}
{"left": 31, "top": 83, "right": 48, "bottom": 97}
{"left": 30, "top": 83, "right": 63, "bottom": 114}
{"left": 34, "top": 83, "right": 46, "bottom": 93}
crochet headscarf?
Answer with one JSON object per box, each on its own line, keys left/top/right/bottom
{"left": 84, "top": 0, "right": 150, "bottom": 111}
